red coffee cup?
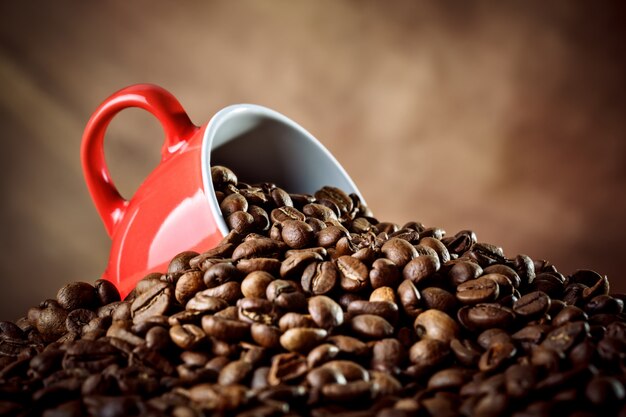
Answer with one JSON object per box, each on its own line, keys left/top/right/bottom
{"left": 81, "top": 84, "right": 364, "bottom": 298}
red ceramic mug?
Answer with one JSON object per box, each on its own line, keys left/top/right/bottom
{"left": 81, "top": 84, "right": 364, "bottom": 298}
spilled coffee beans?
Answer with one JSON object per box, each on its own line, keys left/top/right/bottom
{"left": 1, "top": 164, "right": 625, "bottom": 416}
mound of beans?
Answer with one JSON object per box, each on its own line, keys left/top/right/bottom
{"left": 1, "top": 165, "right": 626, "bottom": 417}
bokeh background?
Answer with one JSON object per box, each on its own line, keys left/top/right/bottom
{"left": 0, "top": 1, "right": 624, "bottom": 319}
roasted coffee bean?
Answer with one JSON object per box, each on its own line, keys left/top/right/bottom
{"left": 447, "top": 260, "right": 483, "bottom": 287}
{"left": 280, "top": 251, "right": 323, "bottom": 279}
{"left": 513, "top": 291, "right": 551, "bottom": 319}
{"left": 303, "top": 203, "right": 338, "bottom": 221}
{"left": 350, "top": 314, "right": 394, "bottom": 340}
{"left": 211, "top": 165, "right": 237, "bottom": 188}
{"left": 35, "top": 300, "right": 68, "bottom": 342}
{"left": 369, "top": 258, "right": 401, "bottom": 289}
{"left": 347, "top": 300, "right": 399, "bottom": 325}
{"left": 414, "top": 309, "right": 459, "bottom": 343}
{"left": 308, "top": 296, "right": 344, "bottom": 329}
{"left": 381, "top": 238, "right": 417, "bottom": 268}
{"left": 337, "top": 256, "right": 369, "bottom": 292}
{"left": 131, "top": 281, "right": 172, "bottom": 324}
{"left": 307, "top": 366, "right": 346, "bottom": 389}
{"left": 321, "top": 380, "right": 374, "bottom": 402}
{"left": 478, "top": 342, "right": 517, "bottom": 372}
{"left": 237, "top": 297, "right": 275, "bottom": 325}
{"left": 585, "top": 294, "right": 623, "bottom": 315}
{"left": 94, "top": 279, "right": 121, "bottom": 305}
{"left": 169, "top": 324, "right": 207, "bottom": 350}
{"left": 201, "top": 316, "right": 250, "bottom": 342}
{"left": 281, "top": 220, "right": 315, "bottom": 249}
{"left": 185, "top": 293, "right": 228, "bottom": 313}
{"left": 403, "top": 255, "right": 440, "bottom": 286}
{"left": 541, "top": 321, "right": 589, "bottom": 353}
{"left": 409, "top": 339, "right": 450, "bottom": 367}
{"left": 65, "top": 309, "right": 97, "bottom": 334}
{"left": 307, "top": 343, "right": 340, "bottom": 368}
{"left": 315, "top": 186, "right": 353, "bottom": 214}
{"left": 175, "top": 271, "right": 206, "bottom": 304}
{"left": 397, "top": 279, "right": 422, "bottom": 318}
{"left": 317, "top": 225, "right": 348, "bottom": 248}
{"left": 270, "top": 206, "right": 306, "bottom": 224}
{"left": 220, "top": 193, "right": 248, "bottom": 217}
{"left": 420, "top": 287, "right": 457, "bottom": 313}
{"left": 456, "top": 277, "right": 500, "bottom": 304}
{"left": 279, "top": 327, "right": 327, "bottom": 353}
{"left": 199, "top": 281, "right": 242, "bottom": 304}
{"left": 461, "top": 303, "right": 516, "bottom": 330}
{"left": 450, "top": 338, "right": 481, "bottom": 367}
{"left": 301, "top": 261, "right": 338, "bottom": 295}
{"left": 57, "top": 282, "right": 98, "bottom": 311}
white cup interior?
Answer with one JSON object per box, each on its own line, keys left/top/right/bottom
{"left": 201, "top": 104, "right": 364, "bottom": 235}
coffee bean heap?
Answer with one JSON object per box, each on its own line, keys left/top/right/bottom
{"left": 2, "top": 165, "right": 626, "bottom": 417}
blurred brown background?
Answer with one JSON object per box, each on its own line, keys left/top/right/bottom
{"left": 0, "top": 1, "right": 624, "bottom": 319}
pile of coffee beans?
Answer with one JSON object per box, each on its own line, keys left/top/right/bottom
{"left": 1, "top": 165, "right": 625, "bottom": 417}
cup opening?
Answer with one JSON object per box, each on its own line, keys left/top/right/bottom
{"left": 201, "top": 104, "right": 363, "bottom": 235}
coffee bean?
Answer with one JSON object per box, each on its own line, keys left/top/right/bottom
{"left": 270, "top": 206, "right": 306, "bottom": 224}
{"left": 381, "top": 238, "right": 417, "bottom": 268}
{"left": 317, "top": 225, "right": 348, "bottom": 248}
{"left": 420, "top": 287, "right": 457, "bottom": 313}
{"left": 350, "top": 314, "right": 394, "bottom": 340}
{"left": 461, "top": 303, "right": 516, "bottom": 331}
{"left": 211, "top": 165, "right": 237, "bottom": 188}
{"left": 168, "top": 251, "right": 199, "bottom": 274}
{"left": 280, "top": 251, "right": 323, "bottom": 279}
{"left": 57, "top": 282, "right": 98, "bottom": 311}
{"left": 175, "top": 271, "right": 206, "bottom": 304}
{"left": 478, "top": 342, "right": 517, "bottom": 372}
{"left": 308, "top": 296, "right": 344, "bottom": 329}
{"left": 170, "top": 324, "right": 207, "bottom": 350}
{"left": 447, "top": 260, "right": 483, "bottom": 287}
{"left": 403, "top": 255, "right": 440, "bottom": 286}
{"left": 541, "top": 321, "right": 589, "bottom": 353}
{"left": 414, "top": 309, "right": 459, "bottom": 343}
{"left": 65, "top": 309, "right": 96, "bottom": 334}
{"left": 314, "top": 186, "right": 353, "bottom": 215}
{"left": 239, "top": 271, "right": 273, "bottom": 299}
{"left": 131, "top": 281, "right": 172, "bottom": 324}
{"left": 513, "top": 291, "right": 551, "bottom": 319}
{"left": 456, "top": 277, "right": 500, "bottom": 304}
{"left": 301, "top": 262, "right": 338, "bottom": 295}
{"left": 281, "top": 220, "right": 315, "bottom": 249}
{"left": 218, "top": 360, "right": 253, "bottom": 386}
{"left": 307, "top": 343, "right": 340, "bottom": 368}
{"left": 368, "top": 258, "right": 401, "bottom": 289}
{"left": 321, "top": 380, "right": 374, "bottom": 402}
{"left": 94, "top": 280, "right": 121, "bottom": 305}
{"left": 450, "top": 338, "right": 481, "bottom": 367}
{"left": 303, "top": 203, "right": 338, "bottom": 221}
{"left": 397, "top": 280, "right": 422, "bottom": 318}
{"left": 199, "top": 281, "right": 242, "bottom": 304}
{"left": 279, "top": 327, "right": 327, "bottom": 353}
{"left": 220, "top": 193, "right": 248, "bottom": 217}
{"left": 337, "top": 256, "right": 368, "bottom": 292}
{"left": 409, "top": 339, "right": 449, "bottom": 367}
{"left": 201, "top": 316, "right": 250, "bottom": 342}
{"left": 267, "top": 352, "right": 308, "bottom": 386}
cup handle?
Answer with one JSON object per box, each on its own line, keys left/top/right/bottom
{"left": 81, "top": 84, "right": 199, "bottom": 237}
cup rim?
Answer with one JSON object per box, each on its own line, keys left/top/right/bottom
{"left": 200, "top": 103, "right": 365, "bottom": 236}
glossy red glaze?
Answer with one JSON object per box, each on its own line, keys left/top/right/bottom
{"left": 81, "top": 84, "right": 222, "bottom": 298}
